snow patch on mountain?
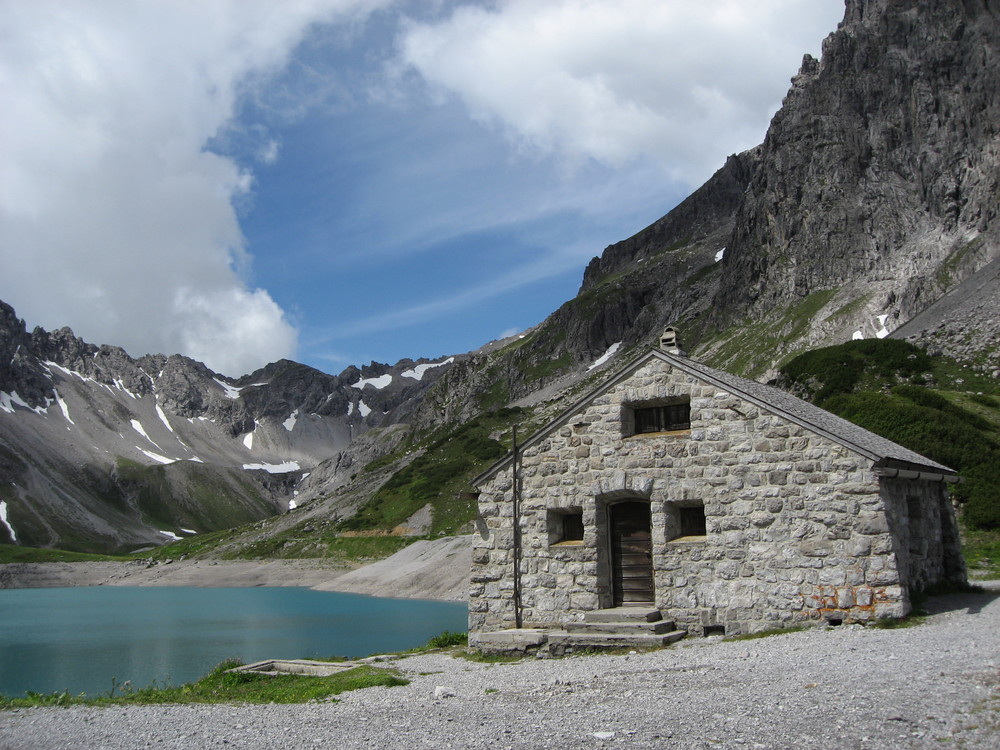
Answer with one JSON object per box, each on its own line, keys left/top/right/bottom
{"left": 0, "top": 501, "right": 17, "bottom": 542}
{"left": 0, "top": 391, "right": 49, "bottom": 415}
{"left": 283, "top": 409, "right": 299, "bottom": 432}
{"left": 53, "top": 390, "right": 73, "bottom": 425}
{"left": 214, "top": 378, "right": 241, "bottom": 399}
{"left": 140, "top": 449, "right": 176, "bottom": 465}
{"left": 243, "top": 460, "right": 301, "bottom": 473}
{"left": 588, "top": 342, "right": 622, "bottom": 371}
{"left": 155, "top": 404, "right": 175, "bottom": 433}
{"left": 402, "top": 357, "right": 454, "bottom": 380}
{"left": 353, "top": 374, "right": 392, "bottom": 390}
{"left": 130, "top": 419, "right": 161, "bottom": 448}
{"left": 358, "top": 400, "right": 372, "bottom": 417}
{"left": 853, "top": 314, "right": 893, "bottom": 341}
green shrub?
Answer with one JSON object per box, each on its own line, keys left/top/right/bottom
{"left": 425, "top": 630, "right": 468, "bottom": 649}
{"left": 779, "top": 339, "right": 932, "bottom": 402}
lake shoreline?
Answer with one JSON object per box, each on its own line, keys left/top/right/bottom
{"left": 0, "top": 535, "right": 473, "bottom": 602}
{"left": 4, "top": 584, "right": 999, "bottom": 749}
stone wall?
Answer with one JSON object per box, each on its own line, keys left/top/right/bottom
{"left": 470, "top": 357, "right": 962, "bottom": 639}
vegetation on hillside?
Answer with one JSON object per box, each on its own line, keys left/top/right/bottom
{"left": 0, "top": 544, "right": 126, "bottom": 564}
{"left": 339, "top": 406, "right": 525, "bottom": 535}
{"left": 778, "top": 339, "right": 1000, "bottom": 530}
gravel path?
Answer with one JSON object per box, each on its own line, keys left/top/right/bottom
{"left": 2, "top": 586, "right": 998, "bottom": 750}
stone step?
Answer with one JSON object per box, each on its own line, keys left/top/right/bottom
{"left": 564, "top": 619, "right": 676, "bottom": 635}
{"left": 584, "top": 607, "right": 662, "bottom": 624}
{"left": 546, "top": 630, "right": 686, "bottom": 651}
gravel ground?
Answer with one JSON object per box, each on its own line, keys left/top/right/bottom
{"left": 2, "top": 585, "right": 998, "bottom": 750}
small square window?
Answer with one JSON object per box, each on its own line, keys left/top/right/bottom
{"left": 548, "top": 508, "right": 584, "bottom": 545}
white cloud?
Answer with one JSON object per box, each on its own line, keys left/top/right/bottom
{"left": 0, "top": 0, "right": 392, "bottom": 375}
{"left": 399, "top": 0, "right": 844, "bottom": 185}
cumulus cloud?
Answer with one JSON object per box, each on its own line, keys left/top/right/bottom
{"left": 398, "top": 0, "right": 843, "bottom": 185}
{"left": 0, "top": 0, "right": 390, "bottom": 376}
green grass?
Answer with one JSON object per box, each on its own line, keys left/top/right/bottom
{"left": 0, "top": 661, "right": 408, "bottom": 708}
{"left": 141, "top": 528, "right": 234, "bottom": 560}
{"left": 725, "top": 625, "right": 805, "bottom": 641}
{"left": 424, "top": 630, "right": 468, "bottom": 649}
{"left": 455, "top": 650, "right": 526, "bottom": 663}
{"left": 702, "top": 289, "right": 839, "bottom": 377}
{"left": 523, "top": 352, "right": 572, "bottom": 383}
{"left": 936, "top": 236, "right": 985, "bottom": 289}
{"left": 869, "top": 614, "right": 927, "bottom": 629}
{"left": 219, "top": 529, "right": 418, "bottom": 562}
{"left": 112, "top": 458, "right": 279, "bottom": 536}
{"left": 823, "top": 293, "right": 872, "bottom": 323}
{"left": 0, "top": 544, "right": 127, "bottom": 564}
{"left": 396, "top": 630, "right": 470, "bottom": 656}
{"left": 961, "top": 528, "right": 1000, "bottom": 579}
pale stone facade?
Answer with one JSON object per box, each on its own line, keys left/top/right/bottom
{"left": 469, "top": 348, "right": 965, "bottom": 644}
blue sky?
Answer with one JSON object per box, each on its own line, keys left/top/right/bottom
{"left": 1, "top": 0, "right": 844, "bottom": 376}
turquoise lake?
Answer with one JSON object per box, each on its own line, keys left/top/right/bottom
{"left": 0, "top": 587, "right": 467, "bottom": 698}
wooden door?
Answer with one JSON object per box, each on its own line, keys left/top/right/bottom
{"left": 610, "top": 501, "right": 654, "bottom": 606}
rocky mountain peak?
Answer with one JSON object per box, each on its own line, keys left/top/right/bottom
{"left": 696, "top": 0, "right": 1000, "bottom": 367}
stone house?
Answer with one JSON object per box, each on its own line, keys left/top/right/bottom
{"left": 468, "top": 330, "right": 966, "bottom": 651}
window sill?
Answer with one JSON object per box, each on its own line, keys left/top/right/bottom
{"left": 625, "top": 429, "right": 691, "bottom": 440}
{"left": 551, "top": 540, "right": 584, "bottom": 547}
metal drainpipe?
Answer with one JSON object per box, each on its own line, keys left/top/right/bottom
{"left": 512, "top": 425, "right": 523, "bottom": 629}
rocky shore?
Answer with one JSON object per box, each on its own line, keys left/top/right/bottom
{"left": 0, "top": 535, "right": 473, "bottom": 602}
{"left": 1, "top": 583, "right": 998, "bottom": 749}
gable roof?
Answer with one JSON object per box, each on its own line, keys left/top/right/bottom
{"left": 474, "top": 348, "right": 955, "bottom": 486}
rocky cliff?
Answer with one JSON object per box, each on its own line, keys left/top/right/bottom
{"left": 703, "top": 0, "right": 1000, "bottom": 373}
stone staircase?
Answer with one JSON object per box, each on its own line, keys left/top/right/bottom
{"left": 472, "top": 607, "right": 687, "bottom": 655}
{"left": 548, "top": 606, "right": 686, "bottom": 652}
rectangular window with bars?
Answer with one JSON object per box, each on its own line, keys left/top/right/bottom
{"left": 633, "top": 400, "right": 691, "bottom": 434}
